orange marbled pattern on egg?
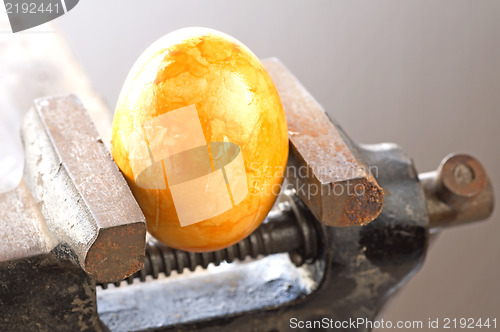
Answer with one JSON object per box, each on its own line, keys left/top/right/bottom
{"left": 111, "top": 28, "right": 288, "bottom": 252}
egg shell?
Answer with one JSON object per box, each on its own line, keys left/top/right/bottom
{"left": 111, "top": 28, "right": 288, "bottom": 252}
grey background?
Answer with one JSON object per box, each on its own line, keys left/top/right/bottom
{"left": 5, "top": 0, "right": 500, "bottom": 329}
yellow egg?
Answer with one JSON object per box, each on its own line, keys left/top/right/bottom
{"left": 111, "top": 28, "right": 288, "bottom": 252}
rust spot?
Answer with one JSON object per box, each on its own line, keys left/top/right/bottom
{"left": 85, "top": 222, "right": 146, "bottom": 284}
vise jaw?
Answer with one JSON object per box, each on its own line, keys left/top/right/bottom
{"left": 0, "top": 95, "right": 146, "bottom": 330}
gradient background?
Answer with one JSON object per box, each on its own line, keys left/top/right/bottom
{"left": 1, "top": 1, "right": 499, "bottom": 330}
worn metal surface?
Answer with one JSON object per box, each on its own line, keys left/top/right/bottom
{"left": 419, "top": 153, "right": 494, "bottom": 231}
{"left": 0, "top": 180, "right": 52, "bottom": 262}
{"left": 21, "top": 95, "right": 146, "bottom": 283}
{"left": 0, "top": 95, "right": 146, "bottom": 330}
{"left": 0, "top": 246, "right": 107, "bottom": 331}
{"left": 98, "top": 253, "right": 322, "bottom": 332}
{"left": 0, "top": 183, "right": 105, "bottom": 330}
{"left": 263, "top": 59, "right": 384, "bottom": 227}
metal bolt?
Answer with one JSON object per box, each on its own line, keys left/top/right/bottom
{"left": 436, "top": 154, "right": 488, "bottom": 206}
{"left": 419, "top": 153, "right": 494, "bottom": 230}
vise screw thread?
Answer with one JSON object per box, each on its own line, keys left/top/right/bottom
{"left": 99, "top": 194, "right": 319, "bottom": 288}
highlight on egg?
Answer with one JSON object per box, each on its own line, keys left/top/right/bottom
{"left": 111, "top": 27, "right": 289, "bottom": 252}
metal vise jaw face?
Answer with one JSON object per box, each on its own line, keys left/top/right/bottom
{"left": 264, "top": 59, "right": 385, "bottom": 228}
{"left": 0, "top": 95, "right": 146, "bottom": 330}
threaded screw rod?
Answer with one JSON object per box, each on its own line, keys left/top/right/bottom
{"left": 100, "top": 195, "right": 319, "bottom": 288}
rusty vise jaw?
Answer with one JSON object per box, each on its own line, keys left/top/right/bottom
{"left": 0, "top": 95, "right": 146, "bottom": 330}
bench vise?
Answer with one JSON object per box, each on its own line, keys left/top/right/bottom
{"left": 0, "top": 59, "right": 494, "bottom": 332}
